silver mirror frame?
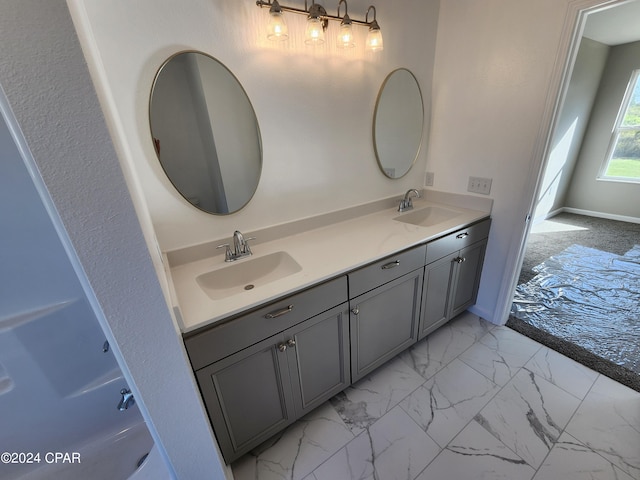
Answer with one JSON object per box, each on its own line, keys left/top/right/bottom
{"left": 373, "top": 68, "right": 424, "bottom": 179}
{"left": 149, "top": 50, "right": 263, "bottom": 215}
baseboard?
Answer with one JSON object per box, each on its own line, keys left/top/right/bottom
{"left": 562, "top": 207, "right": 640, "bottom": 225}
{"left": 532, "top": 208, "right": 564, "bottom": 224}
{"left": 467, "top": 305, "right": 501, "bottom": 325}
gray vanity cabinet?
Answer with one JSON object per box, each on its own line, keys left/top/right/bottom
{"left": 285, "top": 304, "right": 350, "bottom": 417}
{"left": 348, "top": 245, "right": 426, "bottom": 382}
{"left": 420, "top": 251, "right": 458, "bottom": 337}
{"left": 449, "top": 239, "right": 488, "bottom": 317}
{"left": 185, "top": 277, "right": 349, "bottom": 463}
{"left": 195, "top": 333, "right": 295, "bottom": 463}
{"left": 183, "top": 218, "right": 492, "bottom": 464}
{"left": 419, "top": 218, "right": 491, "bottom": 339}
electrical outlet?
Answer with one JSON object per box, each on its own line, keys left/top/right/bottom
{"left": 467, "top": 176, "right": 492, "bottom": 195}
{"left": 425, "top": 171, "right": 434, "bottom": 186}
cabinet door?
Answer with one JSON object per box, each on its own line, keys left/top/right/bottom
{"left": 350, "top": 270, "right": 422, "bottom": 382}
{"left": 196, "top": 334, "right": 295, "bottom": 463}
{"left": 449, "top": 239, "right": 487, "bottom": 318}
{"left": 286, "top": 303, "right": 350, "bottom": 417}
{"left": 419, "top": 252, "right": 457, "bottom": 340}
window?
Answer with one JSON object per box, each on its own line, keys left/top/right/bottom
{"left": 599, "top": 69, "right": 640, "bottom": 183}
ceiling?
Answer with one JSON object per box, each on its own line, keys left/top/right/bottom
{"left": 583, "top": 0, "right": 640, "bottom": 46}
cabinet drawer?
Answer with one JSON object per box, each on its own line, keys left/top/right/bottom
{"left": 185, "top": 276, "right": 348, "bottom": 370}
{"left": 425, "top": 218, "right": 491, "bottom": 264}
{"left": 348, "top": 244, "right": 427, "bottom": 298}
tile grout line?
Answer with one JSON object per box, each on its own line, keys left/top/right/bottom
{"left": 403, "top": 321, "right": 538, "bottom": 479}
{"left": 406, "top": 359, "right": 530, "bottom": 478}
{"left": 310, "top": 315, "right": 497, "bottom": 480}
{"left": 527, "top": 372, "right": 601, "bottom": 479}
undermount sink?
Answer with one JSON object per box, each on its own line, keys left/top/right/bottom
{"left": 394, "top": 206, "right": 461, "bottom": 227}
{"left": 196, "top": 251, "right": 302, "bottom": 300}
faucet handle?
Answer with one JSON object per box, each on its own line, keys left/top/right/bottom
{"left": 118, "top": 388, "right": 135, "bottom": 411}
{"left": 242, "top": 237, "right": 256, "bottom": 255}
{"left": 216, "top": 243, "right": 234, "bottom": 262}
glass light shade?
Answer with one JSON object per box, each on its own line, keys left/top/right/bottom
{"left": 336, "top": 20, "right": 355, "bottom": 48}
{"left": 267, "top": 11, "right": 289, "bottom": 41}
{"left": 366, "top": 27, "right": 383, "bottom": 52}
{"left": 305, "top": 16, "right": 325, "bottom": 45}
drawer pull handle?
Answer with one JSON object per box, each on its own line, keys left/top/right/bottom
{"left": 381, "top": 260, "right": 400, "bottom": 270}
{"left": 455, "top": 256, "right": 466, "bottom": 264}
{"left": 277, "top": 343, "right": 287, "bottom": 352}
{"left": 265, "top": 305, "right": 294, "bottom": 319}
{"left": 456, "top": 232, "right": 469, "bottom": 239}
{"left": 286, "top": 339, "right": 296, "bottom": 348}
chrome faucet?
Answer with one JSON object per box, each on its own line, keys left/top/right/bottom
{"left": 217, "top": 230, "right": 255, "bottom": 262}
{"left": 233, "top": 230, "right": 250, "bottom": 257}
{"left": 398, "top": 189, "right": 420, "bottom": 212}
{"left": 118, "top": 388, "right": 135, "bottom": 411}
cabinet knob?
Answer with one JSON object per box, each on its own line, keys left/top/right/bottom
{"left": 286, "top": 339, "right": 296, "bottom": 348}
{"left": 351, "top": 306, "right": 360, "bottom": 315}
{"left": 455, "top": 256, "right": 466, "bottom": 264}
{"left": 277, "top": 343, "right": 287, "bottom": 352}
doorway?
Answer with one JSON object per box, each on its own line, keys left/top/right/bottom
{"left": 507, "top": 0, "right": 640, "bottom": 392}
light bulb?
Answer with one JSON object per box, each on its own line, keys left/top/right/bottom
{"left": 336, "top": 15, "right": 355, "bottom": 48}
{"left": 366, "top": 22, "right": 383, "bottom": 51}
{"left": 267, "top": 13, "right": 288, "bottom": 40}
{"left": 267, "top": 1, "right": 288, "bottom": 41}
{"left": 305, "top": 16, "right": 325, "bottom": 45}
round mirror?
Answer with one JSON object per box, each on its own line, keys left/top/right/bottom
{"left": 373, "top": 68, "right": 424, "bottom": 179}
{"left": 149, "top": 51, "right": 262, "bottom": 215}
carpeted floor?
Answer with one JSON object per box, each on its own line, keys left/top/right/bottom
{"left": 517, "top": 212, "right": 640, "bottom": 284}
{"left": 507, "top": 212, "right": 640, "bottom": 392}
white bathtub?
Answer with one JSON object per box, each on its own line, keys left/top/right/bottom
{"left": 0, "top": 109, "right": 172, "bottom": 480}
{"left": 0, "top": 302, "right": 173, "bottom": 480}
{"left": 15, "top": 422, "right": 171, "bottom": 480}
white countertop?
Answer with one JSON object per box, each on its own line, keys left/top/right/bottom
{"left": 167, "top": 194, "right": 491, "bottom": 333}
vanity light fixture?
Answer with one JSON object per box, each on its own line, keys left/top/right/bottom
{"left": 256, "top": 0, "right": 383, "bottom": 51}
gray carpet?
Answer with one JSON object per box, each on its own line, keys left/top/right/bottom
{"left": 518, "top": 212, "right": 640, "bottom": 284}
{"left": 507, "top": 212, "right": 640, "bottom": 392}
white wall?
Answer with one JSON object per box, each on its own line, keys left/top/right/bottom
{"left": 565, "top": 40, "right": 640, "bottom": 218}
{"left": 69, "top": 0, "right": 440, "bottom": 252}
{"left": 427, "top": 0, "right": 586, "bottom": 322}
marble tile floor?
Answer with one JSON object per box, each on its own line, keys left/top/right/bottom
{"left": 232, "top": 312, "right": 640, "bottom": 480}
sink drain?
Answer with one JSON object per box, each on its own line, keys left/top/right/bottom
{"left": 244, "top": 284, "right": 255, "bottom": 291}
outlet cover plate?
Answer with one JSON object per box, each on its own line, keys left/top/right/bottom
{"left": 467, "top": 176, "right": 492, "bottom": 195}
{"left": 425, "top": 171, "right": 434, "bottom": 186}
